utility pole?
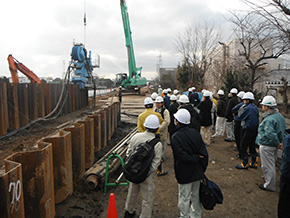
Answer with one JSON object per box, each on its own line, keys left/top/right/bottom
{"left": 218, "top": 41, "right": 227, "bottom": 75}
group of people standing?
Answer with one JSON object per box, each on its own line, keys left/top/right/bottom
{"left": 123, "top": 85, "right": 290, "bottom": 218}
{"left": 212, "top": 88, "right": 290, "bottom": 217}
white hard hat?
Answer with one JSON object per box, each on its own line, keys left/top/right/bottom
{"left": 217, "top": 90, "right": 224, "bottom": 95}
{"left": 163, "top": 89, "right": 168, "bottom": 94}
{"left": 170, "top": 95, "right": 177, "bottom": 101}
{"left": 144, "top": 115, "right": 160, "bottom": 129}
{"left": 155, "top": 96, "right": 164, "bottom": 103}
{"left": 261, "top": 95, "right": 277, "bottom": 106}
{"left": 201, "top": 89, "right": 206, "bottom": 93}
{"left": 144, "top": 97, "right": 154, "bottom": 105}
{"left": 242, "top": 92, "right": 255, "bottom": 100}
{"left": 237, "top": 91, "right": 245, "bottom": 99}
{"left": 173, "top": 89, "right": 179, "bottom": 95}
{"left": 188, "top": 88, "right": 193, "bottom": 92}
{"left": 192, "top": 87, "right": 196, "bottom": 90}
{"left": 230, "top": 88, "right": 238, "bottom": 94}
{"left": 177, "top": 95, "right": 189, "bottom": 103}
{"left": 151, "top": 92, "right": 158, "bottom": 100}
{"left": 167, "top": 88, "right": 172, "bottom": 93}
{"left": 203, "top": 91, "right": 211, "bottom": 97}
{"left": 174, "top": 109, "right": 191, "bottom": 125}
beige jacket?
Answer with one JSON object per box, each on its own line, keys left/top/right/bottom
{"left": 154, "top": 107, "right": 170, "bottom": 141}
{"left": 126, "top": 131, "right": 162, "bottom": 174}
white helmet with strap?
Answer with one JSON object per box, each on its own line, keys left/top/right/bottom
{"left": 261, "top": 95, "right": 277, "bottom": 106}
{"left": 174, "top": 109, "right": 191, "bottom": 124}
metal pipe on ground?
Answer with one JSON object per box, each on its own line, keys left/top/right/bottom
{"left": 84, "top": 128, "right": 137, "bottom": 189}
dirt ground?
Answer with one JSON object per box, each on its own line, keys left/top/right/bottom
{"left": 0, "top": 95, "right": 282, "bottom": 218}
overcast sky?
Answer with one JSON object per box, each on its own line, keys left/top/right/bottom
{"left": 0, "top": 0, "right": 248, "bottom": 80}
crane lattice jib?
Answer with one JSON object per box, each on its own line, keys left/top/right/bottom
{"left": 120, "top": 0, "right": 141, "bottom": 82}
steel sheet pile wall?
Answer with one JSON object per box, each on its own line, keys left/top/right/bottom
{"left": 0, "top": 83, "right": 88, "bottom": 137}
{"left": 0, "top": 102, "right": 120, "bottom": 218}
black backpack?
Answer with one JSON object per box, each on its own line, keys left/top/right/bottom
{"left": 123, "top": 137, "right": 160, "bottom": 184}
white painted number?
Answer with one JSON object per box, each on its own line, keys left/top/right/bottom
{"left": 8, "top": 180, "right": 21, "bottom": 213}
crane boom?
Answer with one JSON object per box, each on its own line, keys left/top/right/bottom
{"left": 119, "top": 0, "right": 147, "bottom": 91}
{"left": 120, "top": 0, "right": 141, "bottom": 80}
{"left": 8, "top": 55, "right": 41, "bottom": 84}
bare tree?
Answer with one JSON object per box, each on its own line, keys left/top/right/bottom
{"left": 242, "top": 0, "right": 290, "bottom": 43}
{"left": 230, "top": 11, "right": 290, "bottom": 90}
{"left": 279, "top": 77, "right": 289, "bottom": 113}
{"left": 174, "top": 22, "right": 220, "bottom": 89}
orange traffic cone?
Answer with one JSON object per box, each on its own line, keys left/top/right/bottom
{"left": 107, "top": 193, "right": 118, "bottom": 218}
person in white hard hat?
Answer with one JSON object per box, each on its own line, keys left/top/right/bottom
{"left": 154, "top": 96, "right": 170, "bottom": 176}
{"left": 236, "top": 92, "right": 259, "bottom": 170}
{"left": 197, "top": 91, "right": 213, "bottom": 145}
{"left": 137, "top": 97, "right": 163, "bottom": 133}
{"left": 157, "top": 85, "right": 163, "bottom": 96}
{"left": 173, "top": 89, "right": 180, "bottom": 100}
{"left": 168, "top": 95, "right": 179, "bottom": 139}
{"left": 178, "top": 95, "right": 201, "bottom": 132}
{"left": 224, "top": 88, "right": 239, "bottom": 142}
{"left": 124, "top": 115, "right": 163, "bottom": 218}
{"left": 167, "top": 88, "right": 172, "bottom": 97}
{"left": 232, "top": 91, "right": 246, "bottom": 155}
{"left": 171, "top": 109, "right": 208, "bottom": 218}
{"left": 189, "top": 87, "right": 200, "bottom": 107}
{"left": 163, "top": 89, "right": 170, "bottom": 109}
{"left": 151, "top": 92, "right": 158, "bottom": 108}
{"left": 256, "top": 96, "right": 287, "bottom": 192}
{"left": 212, "top": 90, "right": 227, "bottom": 138}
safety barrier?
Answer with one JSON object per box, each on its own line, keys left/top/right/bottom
{"left": 0, "top": 83, "right": 88, "bottom": 137}
{"left": 0, "top": 101, "right": 121, "bottom": 218}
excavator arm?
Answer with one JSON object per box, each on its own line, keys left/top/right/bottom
{"left": 8, "top": 55, "right": 41, "bottom": 84}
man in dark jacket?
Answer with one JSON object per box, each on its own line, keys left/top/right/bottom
{"left": 171, "top": 109, "right": 208, "bottom": 218}
{"left": 178, "top": 95, "right": 201, "bottom": 132}
{"left": 212, "top": 90, "right": 227, "bottom": 138}
{"left": 236, "top": 92, "right": 259, "bottom": 170}
{"left": 232, "top": 91, "right": 245, "bottom": 155}
{"left": 225, "top": 88, "right": 239, "bottom": 142}
{"left": 189, "top": 87, "right": 200, "bottom": 107}
{"left": 168, "top": 95, "right": 179, "bottom": 139}
{"left": 197, "top": 91, "right": 213, "bottom": 145}
{"left": 163, "top": 89, "right": 170, "bottom": 110}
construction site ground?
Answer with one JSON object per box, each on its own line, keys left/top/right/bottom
{"left": 0, "top": 94, "right": 281, "bottom": 218}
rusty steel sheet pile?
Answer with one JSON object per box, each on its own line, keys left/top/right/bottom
{"left": 0, "top": 100, "right": 121, "bottom": 217}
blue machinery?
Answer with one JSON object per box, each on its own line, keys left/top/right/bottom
{"left": 70, "top": 43, "right": 99, "bottom": 89}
